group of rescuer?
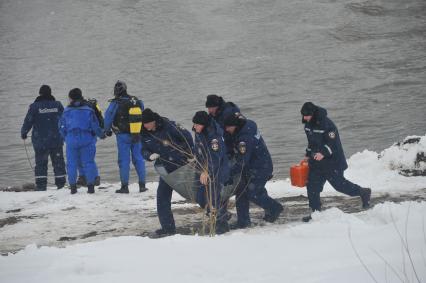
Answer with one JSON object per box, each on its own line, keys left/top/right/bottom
{"left": 21, "top": 83, "right": 371, "bottom": 235}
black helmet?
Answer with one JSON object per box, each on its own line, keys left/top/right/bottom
{"left": 114, "top": 80, "right": 127, "bottom": 97}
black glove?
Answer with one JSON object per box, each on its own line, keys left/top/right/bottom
{"left": 105, "top": 130, "right": 113, "bottom": 137}
{"left": 21, "top": 133, "right": 27, "bottom": 140}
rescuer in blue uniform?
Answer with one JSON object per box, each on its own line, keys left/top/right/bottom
{"left": 76, "top": 98, "right": 103, "bottom": 187}
{"left": 140, "top": 109, "right": 194, "bottom": 236}
{"left": 193, "top": 111, "right": 230, "bottom": 234}
{"left": 59, "top": 88, "right": 104, "bottom": 194}
{"left": 205, "top": 94, "right": 241, "bottom": 129}
{"left": 21, "top": 85, "right": 66, "bottom": 191}
{"left": 224, "top": 114, "right": 283, "bottom": 228}
{"left": 104, "top": 81, "right": 147, "bottom": 194}
{"left": 205, "top": 94, "right": 242, "bottom": 219}
{"left": 301, "top": 102, "right": 371, "bottom": 222}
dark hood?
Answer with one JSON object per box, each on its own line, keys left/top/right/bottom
{"left": 34, "top": 94, "right": 56, "bottom": 102}
{"left": 314, "top": 106, "right": 328, "bottom": 122}
{"left": 303, "top": 106, "right": 328, "bottom": 125}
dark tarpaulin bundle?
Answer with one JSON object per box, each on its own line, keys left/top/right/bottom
{"left": 154, "top": 163, "right": 239, "bottom": 202}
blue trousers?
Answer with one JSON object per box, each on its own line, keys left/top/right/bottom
{"left": 235, "top": 174, "right": 281, "bottom": 227}
{"left": 66, "top": 138, "right": 97, "bottom": 186}
{"left": 307, "top": 168, "right": 362, "bottom": 211}
{"left": 34, "top": 147, "right": 66, "bottom": 189}
{"left": 116, "top": 134, "right": 145, "bottom": 185}
{"left": 78, "top": 165, "right": 99, "bottom": 178}
{"left": 157, "top": 178, "right": 176, "bottom": 231}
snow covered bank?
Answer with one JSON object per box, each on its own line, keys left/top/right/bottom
{"left": 267, "top": 134, "right": 426, "bottom": 198}
{"left": 0, "top": 135, "right": 426, "bottom": 255}
{"left": 1, "top": 201, "right": 425, "bottom": 283}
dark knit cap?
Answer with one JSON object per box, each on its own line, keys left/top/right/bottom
{"left": 205, "top": 94, "right": 224, "bottom": 108}
{"left": 224, "top": 113, "right": 244, "bottom": 127}
{"left": 300, "top": 102, "right": 317, "bottom": 116}
{"left": 39, "top": 85, "right": 51, "bottom": 97}
{"left": 68, "top": 88, "right": 83, "bottom": 101}
{"left": 192, "top": 111, "right": 210, "bottom": 126}
{"left": 141, "top": 108, "right": 157, "bottom": 124}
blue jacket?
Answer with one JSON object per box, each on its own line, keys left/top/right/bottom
{"left": 21, "top": 95, "right": 64, "bottom": 149}
{"left": 194, "top": 118, "right": 230, "bottom": 185}
{"left": 59, "top": 101, "right": 104, "bottom": 146}
{"left": 230, "top": 119, "right": 273, "bottom": 179}
{"left": 141, "top": 116, "right": 194, "bottom": 173}
{"left": 211, "top": 101, "right": 241, "bottom": 129}
{"left": 104, "top": 95, "right": 144, "bottom": 135}
{"left": 303, "top": 106, "right": 348, "bottom": 171}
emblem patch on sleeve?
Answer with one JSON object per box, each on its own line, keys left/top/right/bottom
{"left": 238, "top": 141, "right": 247, "bottom": 154}
{"left": 211, "top": 139, "right": 219, "bottom": 151}
{"left": 176, "top": 123, "right": 185, "bottom": 131}
{"left": 328, "top": 132, "right": 336, "bottom": 139}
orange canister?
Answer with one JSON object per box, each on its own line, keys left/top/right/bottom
{"left": 290, "top": 160, "right": 309, "bottom": 187}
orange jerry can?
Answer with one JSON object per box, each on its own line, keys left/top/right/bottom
{"left": 290, "top": 160, "right": 309, "bottom": 187}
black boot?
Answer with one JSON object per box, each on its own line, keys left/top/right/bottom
{"left": 229, "top": 222, "right": 251, "bottom": 230}
{"left": 264, "top": 203, "right": 284, "bottom": 223}
{"left": 70, "top": 184, "right": 77, "bottom": 195}
{"left": 215, "top": 220, "right": 230, "bottom": 235}
{"left": 57, "top": 183, "right": 65, "bottom": 190}
{"left": 302, "top": 207, "right": 321, "bottom": 222}
{"left": 76, "top": 176, "right": 87, "bottom": 187}
{"left": 94, "top": 176, "right": 101, "bottom": 186}
{"left": 360, "top": 188, "right": 371, "bottom": 208}
{"left": 87, "top": 184, "right": 95, "bottom": 194}
{"left": 302, "top": 215, "right": 312, "bottom": 222}
{"left": 155, "top": 228, "right": 176, "bottom": 236}
{"left": 116, "top": 184, "right": 129, "bottom": 194}
{"left": 139, "top": 182, "right": 148, "bottom": 193}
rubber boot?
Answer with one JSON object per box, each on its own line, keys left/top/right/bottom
{"left": 155, "top": 228, "right": 176, "bottom": 236}
{"left": 360, "top": 187, "right": 371, "bottom": 208}
{"left": 302, "top": 208, "right": 321, "bottom": 222}
{"left": 76, "top": 176, "right": 87, "bottom": 187}
{"left": 215, "top": 219, "right": 230, "bottom": 235}
{"left": 116, "top": 184, "right": 129, "bottom": 194}
{"left": 229, "top": 222, "right": 251, "bottom": 230}
{"left": 87, "top": 184, "right": 95, "bottom": 194}
{"left": 139, "top": 182, "right": 148, "bottom": 193}
{"left": 70, "top": 184, "right": 77, "bottom": 195}
{"left": 94, "top": 176, "right": 101, "bottom": 186}
{"left": 264, "top": 203, "right": 284, "bottom": 223}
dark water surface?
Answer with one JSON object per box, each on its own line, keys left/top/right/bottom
{"left": 0, "top": 0, "right": 425, "bottom": 187}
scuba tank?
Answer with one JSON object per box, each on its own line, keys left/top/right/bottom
{"left": 128, "top": 96, "right": 143, "bottom": 141}
{"left": 111, "top": 95, "right": 143, "bottom": 142}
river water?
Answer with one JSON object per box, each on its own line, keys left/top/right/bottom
{"left": 0, "top": 0, "right": 425, "bottom": 187}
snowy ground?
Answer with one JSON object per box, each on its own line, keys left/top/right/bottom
{"left": 0, "top": 136, "right": 425, "bottom": 282}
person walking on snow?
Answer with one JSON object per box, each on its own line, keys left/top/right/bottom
{"left": 300, "top": 102, "right": 371, "bottom": 222}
